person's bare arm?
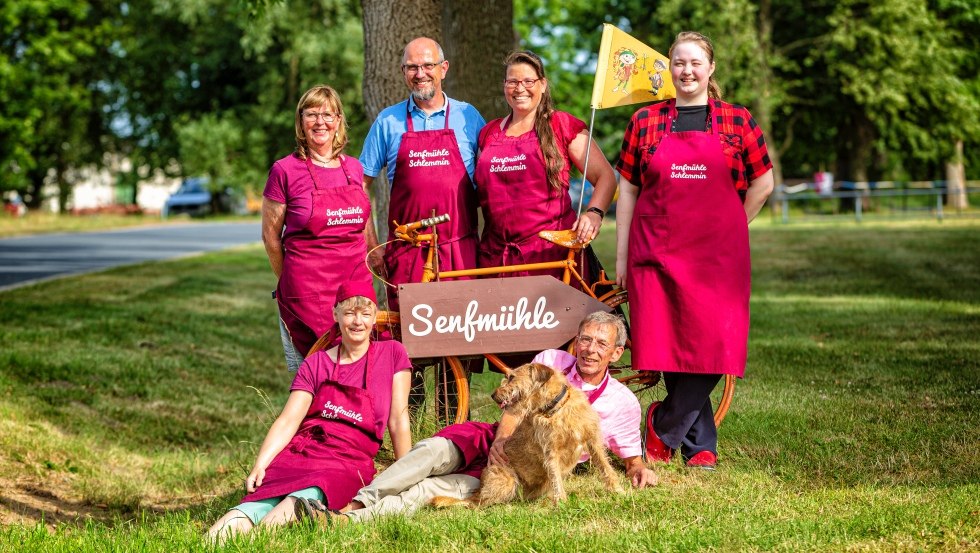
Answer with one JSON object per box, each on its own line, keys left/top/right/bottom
{"left": 487, "top": 411, "right": 520, "bottom": 466}
{"left": 614, "top": 178, "right": 639, "bottom": 288}
{"left": 261, "top": 198, "right": 287, "bottom": 278}
{"left": 387, "top": 370, "right": 412, "bottom": 459}
{"left": 362, "top": 176, "right": 385, "bottom": 274}
{"left": 744, "top": 169, "right": 774, "bottom": 222}
{"left": 567, "top": 130, "right": 618, "bottom": 242}
{"left": 245, "top": 390, "right": 312, "bottom": 492}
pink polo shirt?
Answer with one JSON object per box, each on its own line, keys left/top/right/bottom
{"left": 532, "top": 349, "right": 643, "bottom": 460}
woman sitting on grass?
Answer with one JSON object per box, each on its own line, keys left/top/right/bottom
{"left": 206, "top": 281, "right": 411, "bottom": 543}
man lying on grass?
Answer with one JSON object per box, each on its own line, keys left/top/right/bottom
{"left": 294, "top": 311, "right": 657, "bottom": 525}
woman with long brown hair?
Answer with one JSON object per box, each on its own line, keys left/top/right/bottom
{"left": 474, "top": 51, "right": 617, "bottom": 281}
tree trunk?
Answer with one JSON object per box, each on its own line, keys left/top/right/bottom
{"left": 361, "top": 0, "right": 442, "bottom": 241}
{"left": 946, "top": 140, "right": 968, "bottom": 210}
{"left": 360, "top": 0, "right": 514, "bottom": 240}
{"left": 441, "top": 0, "right": 516, "bottom": 120}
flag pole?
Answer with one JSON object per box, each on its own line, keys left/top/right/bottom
{"left": 577, "top": 107, "right": 598, "bottom": 215}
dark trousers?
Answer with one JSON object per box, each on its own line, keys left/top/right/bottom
{"left": 653, "top": 372, "right": 723, "bottom": 459}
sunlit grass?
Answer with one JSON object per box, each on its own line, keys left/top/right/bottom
{"left": 1, "top": 222, "right": 978, "bottom": 550}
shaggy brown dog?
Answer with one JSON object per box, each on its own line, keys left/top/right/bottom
{"left": 432, "top": 362, "right": 623, "bottom": 507}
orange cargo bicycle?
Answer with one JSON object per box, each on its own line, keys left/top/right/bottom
{"left": 309, "top": 213, "right": 735, "bottom": 429}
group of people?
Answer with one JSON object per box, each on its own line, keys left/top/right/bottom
{"left": 211, "top": 30, "right": 773, "bottom": 542}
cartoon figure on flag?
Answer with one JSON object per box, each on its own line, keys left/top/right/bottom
{"left": 611, "top": 47, "right": 639, "bottom": 94}
{"left": 649, "top": 59, "right": 667, "bottom": 95}
{"left": 590, "top": 24, "right": 674, "bottom": 109}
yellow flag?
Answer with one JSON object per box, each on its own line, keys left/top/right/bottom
{"left": 590, "top": 24, "right": 674, "bottom": 109}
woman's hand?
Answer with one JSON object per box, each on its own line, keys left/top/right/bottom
{"left": 616, "top": 257, "right": 628, "bottom": 288}
{"left": 572, "top": 211, "right": 602, "bottom": 243}
{"left": 245, "top": 467, "right": 265, "bottom": 493}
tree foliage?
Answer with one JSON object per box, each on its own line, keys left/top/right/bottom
{"left": 514, "top": 0, "right": 980, "bottom": 181}
{"left": 2, "top": 0, "right": 978, "bottom": 212}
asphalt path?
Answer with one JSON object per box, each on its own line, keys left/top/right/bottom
{"left": 0, "top": 222, "right": 261, "bottom": 291}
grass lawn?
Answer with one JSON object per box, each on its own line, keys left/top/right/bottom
{"left": 0, "top": 220, "right": 977, "bottom": 551}
{"left": 0, "top": 211, "right": 259, "bottom": 238}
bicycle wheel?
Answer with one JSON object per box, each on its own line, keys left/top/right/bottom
{"left": 600, "top": 289, "right": 735, "bottom": 427}
{"left": 407, "top": 356, "right": 470, "bottom": 436}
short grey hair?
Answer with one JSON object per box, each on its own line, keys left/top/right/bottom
{"left": 578, "top": 311, "right": 627, "bottom": 348}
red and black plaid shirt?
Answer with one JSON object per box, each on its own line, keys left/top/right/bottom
{"left": 616, "top": 99, "right": 772, "bottom": 191}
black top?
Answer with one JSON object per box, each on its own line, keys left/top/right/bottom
{"left": 672, "top": 105, "right": 709, "bottom": 132}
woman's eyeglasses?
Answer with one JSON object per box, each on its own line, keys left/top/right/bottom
{"left": 503, "top": 78, "right": 540, "bottom": 90}
{"left": 303, "top": 111, "right": 339, "bottom": 123}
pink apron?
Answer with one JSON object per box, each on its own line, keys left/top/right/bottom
{"left": 627, "top": 116, "right": 750, "bottom": 377}
{"left": 242, "top": 346, "right": 383, "bottom": 509}
{"left": 385, "top": 101, "right": 478, "bottom": 307}
{"left": 277, "top": 156, "right": 373, "bottom": 356}
{"left": 475, "top": 117, "right": 578, "bottom": 281}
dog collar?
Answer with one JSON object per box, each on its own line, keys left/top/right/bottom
{"left": 539, "top": 385, "right": 568, "bottom": 417}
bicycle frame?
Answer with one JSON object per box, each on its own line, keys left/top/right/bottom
{"left": 386, "top": 218, "right": 623, "bottom": 373}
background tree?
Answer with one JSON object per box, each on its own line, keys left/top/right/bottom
{"left": 0, "top": 0, "right": 118, "bottom": 210}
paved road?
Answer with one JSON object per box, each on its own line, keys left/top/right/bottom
{"left": 0, "top": 222, "right": 261, "bottom": 291}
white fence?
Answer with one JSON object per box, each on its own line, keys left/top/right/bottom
{"left": 771, "top": 180, "right": 979, "bottom": 223}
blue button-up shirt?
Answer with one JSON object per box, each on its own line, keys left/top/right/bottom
{"left": 359, "top": 93, "right": 486, "bottom": 184}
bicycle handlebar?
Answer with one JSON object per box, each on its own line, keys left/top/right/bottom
{"left": 394, "top": 213, "right": 451, "bottom": 239}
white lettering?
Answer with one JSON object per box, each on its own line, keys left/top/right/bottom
{"left": 409, "top": 305, "right": 434, "bottom": 336}
{"left": 320, "top": 400, "right": 364, "bottom": 423}
{"left": 407, "top": 297, "right": 560, "bottom": 342}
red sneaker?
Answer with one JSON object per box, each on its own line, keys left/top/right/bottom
{"left": 643, "top": 402, "right": 674, "bottom": 463}
{"left": 686, "top": 450, "right": 717, "bottom": 470}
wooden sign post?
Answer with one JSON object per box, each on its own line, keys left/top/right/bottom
{"left": 397, "top": 276, "right": 612, "bottom": 358}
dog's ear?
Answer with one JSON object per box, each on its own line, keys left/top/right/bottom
{"left": 530, "top": 363, "right": 554, "bottom": 384}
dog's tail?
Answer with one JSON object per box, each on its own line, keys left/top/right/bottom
{"left": 430, "top": 496, "right": 475, "bottom": 509}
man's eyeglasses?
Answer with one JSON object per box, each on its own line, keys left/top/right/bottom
{"left": 577, "top": 335, "right": 614, "bottom": 353}
{"left": 503, "top": 78, "right": 540, "bottom": 90}
{"left": 303, "top": 111, "right": 339, "bottom": 123}
{"left": 402, "top": 61, "right": 444, "bottom": 75}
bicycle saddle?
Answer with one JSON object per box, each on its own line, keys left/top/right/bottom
{"left": 538, "top": 229, "right": 587, "bottom": 250}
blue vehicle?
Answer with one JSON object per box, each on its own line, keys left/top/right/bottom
{"left": 162, "top": 177, "right": 212, "bottom": 218}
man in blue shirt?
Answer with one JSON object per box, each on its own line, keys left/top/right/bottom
{"left": 360, "top": 37, "right": 486, "bottom": 309}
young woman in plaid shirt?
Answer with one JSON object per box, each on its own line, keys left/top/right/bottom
{"left": 614, "top": 32, "right": 774, "bottom": 469}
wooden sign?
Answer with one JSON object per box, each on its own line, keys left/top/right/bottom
{"left": 398, "top": 276, "right": 611, "bottom": 358}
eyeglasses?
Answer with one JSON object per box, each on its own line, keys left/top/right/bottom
{"left": 503, "top": 78, "right": 540, "bottom": 90}
{"left": 576, "top": 335, "right": 614, "bottom": 353}
{"left": 401, "top": 61, "right": 444, "bottom": 75}
{"left": 303, "top": 111, "right": 339, "bottom": 123}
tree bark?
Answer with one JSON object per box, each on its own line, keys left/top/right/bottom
{"left": 441, "top": 0, "right": 516, "bottom": 120}
{"left": 946, "top": 139, "right": 968, "bottom": 209}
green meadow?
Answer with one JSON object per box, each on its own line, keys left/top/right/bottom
{"left": 0, "top": 219, "right": 977, "bottom": 551}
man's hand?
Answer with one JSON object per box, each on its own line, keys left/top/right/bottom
{"left": 624, "top": 456, "right": 657, "bottom": 488}
{"left": 488, "top": 436, "right": 510, "bottom": 466}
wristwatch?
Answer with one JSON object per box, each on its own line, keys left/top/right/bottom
{"left": 586, "top": 206, "right": 605, "bottom": 218}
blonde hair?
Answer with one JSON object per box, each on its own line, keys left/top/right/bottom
{"left": 333, "top": 296, "right": 376, "bottom": 319}
{"left": 294, "top": 85, "right": 349, "bottom": 160}
{"left": 669, "top": 31, "right": 722, "bottom": 100}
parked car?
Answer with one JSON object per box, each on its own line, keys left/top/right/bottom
{"left": 162, "top": 178, "right": 212, "bottom": 218}
{"left": 162, "top": 178, "right": 247, "bottom": 218}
